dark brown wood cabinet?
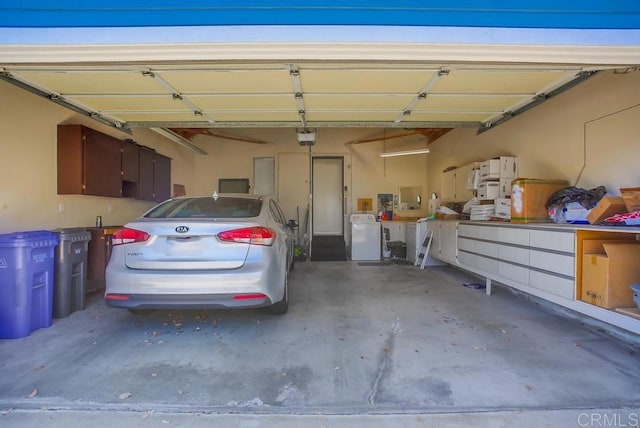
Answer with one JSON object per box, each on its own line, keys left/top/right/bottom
{"left": 121, "top": 139, "right": 139, "bottom": 198}
{"left": 57, "top": 125, "right": 122, "bottom": 197}
{"left": 138, "top": 146, "right": 156, "bottom": 201}
{"left": 57, "top": 125, "right": 171, "bottom": 201}
{"left": 154, "top": 153, "right": 172, "bottom": 202}
{"left": 86, "top": 226, "right": 119, "bottom": 294}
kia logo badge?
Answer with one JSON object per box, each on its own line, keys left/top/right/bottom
{"left": 175, "top": 226, "right": 189, "bottom": 233}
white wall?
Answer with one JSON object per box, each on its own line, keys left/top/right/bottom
{"left": 0, "top": 81, "right": 197, "bottom": 234}
{"left": 0, "top": 81, "right": 429, "bottom": 234}
{"left": 427, "top": 70, "right": 640, "bottom": 200}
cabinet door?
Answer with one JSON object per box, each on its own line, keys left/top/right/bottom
{"left": 57, "top": 125, "right": 84, "bottom": 194}
{"left": 121, "top": 140, "right": 139, "bottom": 182}
{"left": 428, "top": 221, "right": 441, "bottom": 259}
{"left": 121, "top": 140, "right": 139, "bottom": 198}
{"left": 454, "top": 163, "right": 475, "bottom": 201}
{"left": 138, "top": 148, "right": 155, "bottom": 201}
{"left": 83, "top": 128, "right": 122, "bottom": 197}
{"left": 439, "top": 221, "right": 458, "bottom": 264}
{"left": 441, "top": 169, "right": 456, "bottom": 201}
{"left": 406, "top": 223, "right": 417, "bottom": 263}
{"left": 153, "top": 153, "right": 172, "bottom": 202}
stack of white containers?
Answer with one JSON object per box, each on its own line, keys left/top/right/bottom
{"left": 470, "top": 204, "right": 496, "bottom": 220}
{"left": 477, "top": 156, "right": 518, "bottom": 220}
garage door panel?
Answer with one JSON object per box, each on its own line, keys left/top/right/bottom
{"left": 307, "top": 111, "right": 398, "bottom": 122}
{"left": 70, "top": 95, "right": 189, "bottom": 112}
{"left": 305, "top": 94, "right": 413, "bottom": 110}
{"left": 160, "top": 70, "right": 293, "bottom": 94}
{"left": 193, "top": 95, "right": 297, "bottom": 110}
{"left": 300, "top": 69, "right": 437, "bottom": 93}
{"left": 431, "top": 70, "right": 571, "bottom": 94}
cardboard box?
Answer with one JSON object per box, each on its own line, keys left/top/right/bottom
{"left": 586, "top": 196, "right": 627, "bottom": 225}
{"left": 494, "top": 198, "right": 511, "bottom": 219}
{"left": 620, "top": 187, "right": 640, "bottom": 213}
{"left": 499, "top": 178, "right": 512, "bottom": 199}
{"left": 510, "top": 178, "right": 569, "bottom": 223}
{"left": 479, "top": 156, "right": 518, "bottom": 181}
{"left": 581, "top": 242, "right": 640, "bottom": 308}
{"left": 478, "top": 181, "right": 500, "bottom": 199}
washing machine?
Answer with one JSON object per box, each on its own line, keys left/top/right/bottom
{"left": 350, "top": 214, "right": 381, "bottom": 261}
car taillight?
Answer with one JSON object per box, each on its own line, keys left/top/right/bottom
{"left": 233, "top": 293, "right": 267, "bottom": 300}
{"left": 217, "top": 227, "right": 275, "bottom": 246}
{"left": 112, "top": 227, "right": 150, "bottom": 246}
{"left": 105, "top": 293, "right": 130, "bottom": 301}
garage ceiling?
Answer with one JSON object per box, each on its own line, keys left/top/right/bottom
{"left": 1, "top": 62, "right": 598, "bottom": 139}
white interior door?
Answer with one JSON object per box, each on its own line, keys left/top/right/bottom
{"left": 312, "top": 157, "right": 344, "bottom": 236}
{"left": 253, "top": 157, "right": 275, "bottom": 196}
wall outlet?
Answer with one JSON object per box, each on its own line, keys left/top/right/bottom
{"left": 107, "top": 205, "right": 112, "bottom": 213}
{"left": 58, "top": 203, "right": 64, "bottom": 213}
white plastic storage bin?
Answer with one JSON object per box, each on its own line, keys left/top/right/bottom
{"left": 478, "top": 181, "right": 500, "bottom": 200}
{"left": 479, "top": 156, "right": 518, "bottom": 181}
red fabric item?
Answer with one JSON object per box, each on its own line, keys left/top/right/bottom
{"left": 603, "top": 210, "right": 640, "bottom": 223}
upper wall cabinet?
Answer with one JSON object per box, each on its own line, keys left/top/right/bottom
{"left": 57, "top": 124, "right": 122, "bottom": 197}
{"left": 153, "top": 153, "right": 171, "bottom": 203}
{"left": 57, "top": 124, "right": 171, "bottom": 201}
{"left": 137, "top": 146, "right": 171, "bottom": 202}
{"left": 441, "top": 163, "right": 477, "bottom": 202}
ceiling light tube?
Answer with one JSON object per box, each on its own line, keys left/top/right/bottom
{"left": 380, "top": 148, "right": 430, "bottom": 158}
{"left": 150, "top": 127, "right": 208, "bottom": 155}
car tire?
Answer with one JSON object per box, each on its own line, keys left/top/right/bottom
{"left": 128, "top": 309, "right": 154, "bottom": 315}
{"left": 268, "top": 274, "right": 289, "bottom": 315}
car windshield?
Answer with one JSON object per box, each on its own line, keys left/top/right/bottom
{"left": 144, "top": 197, "right": 263, "bottom": 219}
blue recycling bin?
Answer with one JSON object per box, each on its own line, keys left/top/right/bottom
{"left": 0, "top": 230, "right": 58, "bottom": 339}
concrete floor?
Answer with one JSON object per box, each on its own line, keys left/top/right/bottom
{"left": 1, "top": 261, "right": 639, "bottom": 427}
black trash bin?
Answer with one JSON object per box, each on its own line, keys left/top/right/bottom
{"left": 52, "top": 228, "right": 92, "bottom": 318}
{"left": 387, "top": 241, "right": 407, "bottom": 259}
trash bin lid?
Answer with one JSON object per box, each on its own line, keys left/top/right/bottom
{"left": 0, "top": 230, "right": 59, "bottom": 248}
{"left": 51, "top": 228, "right": 92, "bottom": 242}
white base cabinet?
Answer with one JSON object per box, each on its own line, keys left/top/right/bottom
{"left": 428, "top": 220, "right": 459, "bottom": 265}
{"left": 454, "top": 222, "right": 640, "bottom": 335}
{"left": 457, "top": 222, "right": 575, "bottom": 302}
{"left": 409, "top": 221, "right": 446, "bottom": 266}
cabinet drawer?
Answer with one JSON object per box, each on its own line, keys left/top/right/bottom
{"left": 529, "top": 270, "right": 575, "bottom": 300}
{"left": 458, "top": 224, "right": 477, "bottom": 239}
{"left": 459, "top": 252, "right": 498, "bottom": 274}
{"left": 529, "top": 230, "right": 574, "bottom": 253}
{"left": 476, "top": 240, "right": 499, "bottom": 258}
{"left": 458, "top": 237, "right": 476, "bottom": 253}
{"left": 498, "top": 227, "right": 529, "bottom": 246}
{"left": 530, "top": 250, "right": 574, "bottom": 277}
{"left": 477, "top": 226, "right": 500, "bottom": 241}
{"left": 498, "top": 261, "right": 529, "bottom": 284}
{"left": 459, "top": 224, "right": 500, "bottom": 241}
{"left": 498, "top": 245, "right": 529, "bottom": 265}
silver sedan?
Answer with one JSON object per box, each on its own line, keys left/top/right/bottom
{"left": 105, "top": 193, "right": 294, "bottom": 314}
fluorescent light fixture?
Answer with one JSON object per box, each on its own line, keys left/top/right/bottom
{"left": 150, "top": 128, "right": 208, "bottom": 155}
{"left": 380, "top": 148, "right": 430, "bottom": 158}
